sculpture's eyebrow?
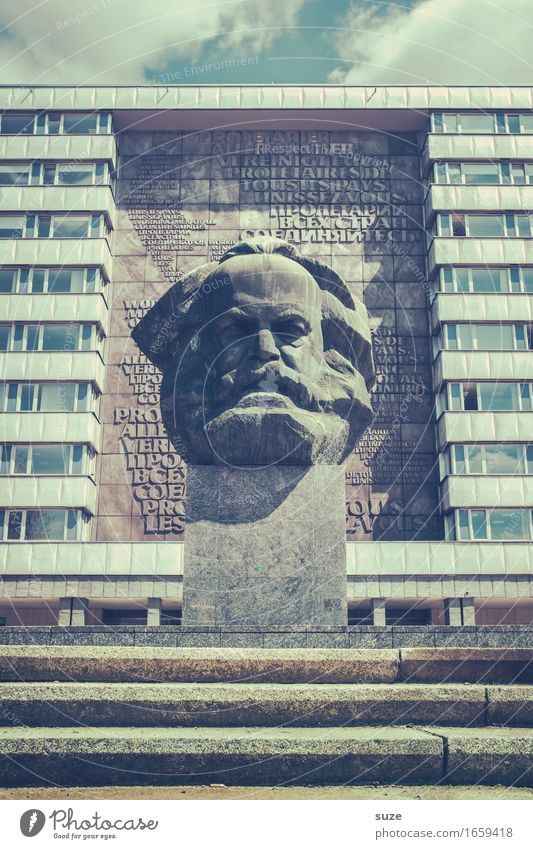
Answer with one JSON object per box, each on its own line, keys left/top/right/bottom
{"left": 215, "top": 306, "right": 313, "bottom": 327}
{"left": 216, "top": 307, "right": 255, "bottom": 322}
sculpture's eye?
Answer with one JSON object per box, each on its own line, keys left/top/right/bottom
{"left": 273, "top": 318, "right": 309, "bottom": 347}
{"left": 218, "top": 317, "right": 254, "bottom": 346}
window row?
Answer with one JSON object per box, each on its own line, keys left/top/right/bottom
{"left": 0, "top": 444, "right": 94, "bottom": 476}
{"left": 433, "top": 161, "right": 533, "bottom": 185}
{"left": 0, "top": 267, "right": 105, "bottom": 294}
{"left": 0, "top": 322, "right": 103, "bottom": 352}
{"left": 0, "top": 162, "right": 114, "bottom": 189}
{"left": 446, "top": 508, "right": 533, "bottom": 542}
{"left": 442, "top": 443, "right": 533, "bottom": 476}
{"left": 436, "top": 213, "right": 533, "bottom": 239}
{"left": 0, "top": 382, "right": 97, "bottom": 413}
{"left": 438, "top": 382, "right": 532, "bottom": 413}
{"left": 438, "top": 322, "right": 532, "bottom": 351}
{"left": 0, "top": 214, "right": 109, "bottom": 240}
{"left": 438, "top": 266, "right": 533, "bottom": 294}
{"left": 432, "top": 112, "right": 533, "bottom": 135}
{"left": 0, "top": 508, "right": 87, "bottom": 541}
{"left": 0, "top": 112, "right": 112, "bottom": 136}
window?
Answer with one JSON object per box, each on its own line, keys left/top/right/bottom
{"left": 450, "top": 509, "right": 533, "bottom": 541}
{"left": 0, "top": 267, "right": 102, "bottom": 294}
{"left": 460, "top": 114, "right": 495, "bottom": 133}
{"left": 443, "top": 382, "right": 532, "bottom": 412}
{"left": 0, "top": 214, "right": 108, "bottom": 240}
{"left": 0, "top": 444, "right": 93, "bottom": 475}
{"left": 433, "top": 161, "right": 533, "bottom": 186}
{"left": 479, "top": 382, "right": 519, "bottom": 411}
{"left": 442, "top": 323, "right": 529, "bottom": 351}
{"left": 62, "top": 113, "right": 98, "bottom": 134}
{"left": 0, "top": 164, "right": 30, "bottom": 186}
{"left": 438, "top": 266, "right": 533, "bottom": 294}
{"left": 468, "top": 215, "right": 506, "bottom": 238}
{"left": 0, "top": 216, "right": 25, "bottom": 238}
{"left": 24, "top": 162, "right": 111, "bottom": 187}
{"left": 0, "top": 382, "right": 96, "bottom": 413}
{"left": 0, "top": 322, "right": 100, "bottom": 352}
{"left": 448, "top": 444, "right": 530, "bottom": 475}
{"left": 0, "top": 113, "right": 35, "bottom": 135}
{"left": 436, "top": 214, "right": 532, "bottom": 239}
{"left": 52, "top": 215, "right": 92, "bottom": 239}
{"left": 102, "top": 609, "right": 147, "bottom": 625}
{"left": 0, "top": 508, "right": 86, "bottom": 541}
{"left": 432, "top": 112, "right": 533, "bottom": 135}
{"left": 0, "top": 111, "right": 112, "bottom": 136}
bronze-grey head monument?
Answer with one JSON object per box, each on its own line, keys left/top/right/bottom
{"left": 132, "top": 238, "right": 376, "bottom": 626}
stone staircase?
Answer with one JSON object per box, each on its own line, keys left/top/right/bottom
{"left": 1, "top": 646, "right": 533, "bottom": 788}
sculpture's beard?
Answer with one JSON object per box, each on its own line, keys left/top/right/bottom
{"left": 160, "top": 352, "right": 373, "bottom": 466}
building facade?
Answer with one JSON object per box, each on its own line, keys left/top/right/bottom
{"left": 0, "top": 85, "right": 532, "bottom": 628}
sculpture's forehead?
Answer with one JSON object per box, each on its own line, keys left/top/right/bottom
{"left": 205, "top": 254, "right": 321, "bottom": 313}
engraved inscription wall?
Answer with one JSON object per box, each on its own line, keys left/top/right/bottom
{"left": 96, "top": 129, "right": 440, "bottom": 542}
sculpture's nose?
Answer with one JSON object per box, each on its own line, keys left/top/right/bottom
{"left": 254, "top": 328, "right": 280, "bottom": 363}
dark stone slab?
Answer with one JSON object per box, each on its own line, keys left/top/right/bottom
{"left": 177, "top": 633, "right": 221, "bottom": 647}
{"left": 2, "top": 625, "right": 533, "bottom": 649}
{"left": 349, "top": 632, "right": 394, "bottom": 649}
{"left": 262, "top": 633, "right": 309, "bottom": 648}
{"left": 434, "top": 632, "right": 480, "bottom": 648}
{"left": 219, "top": 632, "right": 264, "bottom": 648}
{"left": 306, "top": 632, "right": 350, "bottom": 648}
{"left": 134, "top": 632, "right": 179, "bottom": 647}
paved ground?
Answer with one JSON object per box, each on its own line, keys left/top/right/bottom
{"left": 1, "top": 785, "right": 532, "bottom": 800}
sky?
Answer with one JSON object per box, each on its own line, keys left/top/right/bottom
{"left": 0, "top": 0, "right": 532, "bottom": 86}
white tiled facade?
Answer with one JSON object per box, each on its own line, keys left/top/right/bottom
{"left": 0, "top": 85, "right": 532, "bottom": 628}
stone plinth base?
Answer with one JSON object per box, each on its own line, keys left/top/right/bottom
{"left": 0, "top": 625, "right": 532, "bottom": 649}
{"left": 183, "top": 465, "right": 347, "bottom": 626}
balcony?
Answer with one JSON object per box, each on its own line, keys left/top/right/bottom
{"left": 0, "top": 412, "right": 101, "bottom": 449}
{"left": 422, "top": 134, "right": 533, "bottom": 171}
{"left": 2, "top": 476, "right": 97, "bottom": 515}
{"left": 0, "top": 134, "right": 117, "bottom": 166}
{"left": 0, "top": 541, "right": 183, "bottom": 575}
{"left": 0, "top": 186, "right": 116, "bottom": 228}
{"left": 431, "top": 293, "right": 533, "bottom": 330}
{"left": 425, "top": 184, "right": 533, "bottom": 224}
{"left": 0, "top": 293, "right": 110, "bottom": 332}
{"left": 347, "top": 540, "right": 532, "bottom": 576}
{"left": 0, "top": 350, "right": 106, "bottom": 392}
{"left": 428, "top": 238, "right": 533, "bottom": 271}
{"left": 436, "top": 411, "right": 532, "bottom": 448}
{"left": 434, "top": 350, "right": 533, "bottom": 387}
{"left": 5, "top": 239, "right": 112, "bottom": 279}
{"left": 441, "top": 475, "right": 533, "bottom": 510}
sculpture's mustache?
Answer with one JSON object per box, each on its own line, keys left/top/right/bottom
{"left": 211, "top": 364, "right": 322, "bottom": 413}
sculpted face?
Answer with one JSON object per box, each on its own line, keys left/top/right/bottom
{"left": 132, "top": 239, "right": 375, "bottom": 466}
{"left": 201, "top": 254, "right": 324, "bottom": 419}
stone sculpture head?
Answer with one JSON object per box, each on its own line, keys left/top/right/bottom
{"left": 132, "top": 238, "right": 375, "bottom": 466}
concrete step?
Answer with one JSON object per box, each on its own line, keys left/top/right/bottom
{"left": 3, "top": 784, "right": 533, "bottom": 800}
{"left": 1, "top": 725, "right": 533, "bottom": 787}
{"left": 1, "top": 645, "right": 533, "bottom": 684}
{"left": 0, "top": 681, "right": 496, "bottom": 727}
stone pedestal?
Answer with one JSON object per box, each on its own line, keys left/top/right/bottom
{"left": 183, "top": 465, "right": 347, "bottom": 626}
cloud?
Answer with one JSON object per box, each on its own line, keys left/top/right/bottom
{"left": 0, "top": 0, "right": 306, "bottom": 84}
{"left": 329, "top": 0, "right": 533, "bottom": 85}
